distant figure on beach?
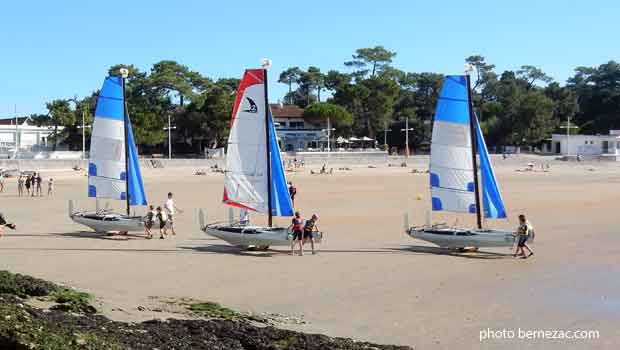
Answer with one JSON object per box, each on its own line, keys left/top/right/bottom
{"left": 29, "top": 174, "right": 36, "bottom": 197}
{"left": 47, "top": 178, "right": 54, "bottom": 196}
{"left": 156, "top": 206, "right": 167, "bottom": 239}
{"left": 17, "top": 176, "right": 24, "bottom": 197}
{"left": 288, "top": 181, "right": 297, "bottom": 207}
{"left": 239, "top": 208, "right": 250, "bottom": 226}
{"left": 514, "top": 214, "right": 534, "bottom": 259}
{"left": 24, "top": 175, "right": 31, "bottom": 196}
{"left": 36, "top": 173, "right": 42, "bottom": 196}
{"left": 290, "top": 211, "right": 304, "bottom": 255}
{"left": 303, "top": 214, "right": 319, "bottom": 255}
{"left": 164, "top": 192, "right": 182, "bottom": 235}
{"left": 577, "top": 154, "right": 582, "bottom": 162}
{"left": 144, "top": 205, "right": 155, "bottom": 239}
{"left": 0, "top": 172, "right": 4, "bottom": 192}
{"left": 0, "top": 212, "right": 16, "bottom": 238}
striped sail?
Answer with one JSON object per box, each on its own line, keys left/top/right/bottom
{"left": 88, "top": 76, "right": 147, "bottom": 206}
{"left": 223, "top": 69, "right": 293, "bottom": 216}
{"left": 430, "top": 75, "right": 477, "bottom": 214}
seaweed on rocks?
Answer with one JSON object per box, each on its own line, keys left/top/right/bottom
{"left": 0, "top": 271, "right": 413, "bottom": 349}
{"left": 0, "top": 270, "right": 59, "bottom": 298}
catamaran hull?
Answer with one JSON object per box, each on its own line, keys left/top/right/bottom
{"left": 70, "top": 213, "right": 144, "bottom": 233}
{"left": 202, "top": 225, "right": 322, "bottom": 248}
{"left": 407, "top": 227, "right": 515, "bottom": 249}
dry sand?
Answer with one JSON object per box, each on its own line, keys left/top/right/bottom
{"left": 1, "top": 157, "right": 619, "bottom": 349}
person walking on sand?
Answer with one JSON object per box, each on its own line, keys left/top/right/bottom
{"left": 289, "top": 211, "right": 304, "bottom": 255}
{"left": 164, "top": 192, "right": 182, "bottom": 235}
{"left": 514, "top": 214, "right": 534, "bottom": 259}
{"left": 288, "top": 181, "right": 297, "bottom": 207}
{"left": 17, "top": 176, "right": 24, "bottom": 197}
{"left": 30, "top": 174, "right": 36, "bottom": 197}
{"left": 47, "top": 178, "right": 54, "bottom": 196}
{"left": 302, "top": 214, "right": 319, "bottom": 255}
{"left": 156, "top": 206, "right": 167, "bottom": 239}
{"left": 0, "top": 212, "right": 16, "bottom": 238}
{"left": 143, "top": 205, "right": 155, "bottom": 239}
{"left": 24, "top": 175, "right": 31, "bottom": 196}
{"left": 0, "top": 172, "right": 5, "bottom": 192}
{"left": 36, "top": 173, "right": 42, "bottom": 196}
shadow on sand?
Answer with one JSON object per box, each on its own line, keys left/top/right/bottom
{"left": 387, "top": 245, "right": 514, "bottom": 260}
{"left": 178, "top": 244, "right": 281, "bottom": 258}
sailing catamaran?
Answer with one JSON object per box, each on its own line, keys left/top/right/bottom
{"left": 199, "top": 63, "right": 322, "bottom": 249}
{"left": 69, "top": 69, "right": 148, "bottom": 233}
{"left": 406, "top": 73, "right": 515, "bottom": 249}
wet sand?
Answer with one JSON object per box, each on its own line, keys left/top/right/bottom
{"left": 1, "top": 157, "right": 619, "bottom": 349}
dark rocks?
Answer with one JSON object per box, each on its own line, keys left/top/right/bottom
{"left": 0, "top": 296, "right": 412, "bottom": 350}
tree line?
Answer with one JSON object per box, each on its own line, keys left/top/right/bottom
{"left": 30, "top": 48, "right": 620, "bottom": 153}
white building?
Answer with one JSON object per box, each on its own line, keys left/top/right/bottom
{"left": 270, "top": 104, "right": 328, "bottom": 152}
{"left": 0, "top": 117, "right": 61, "bottom": 152}
{"left": 545, "top": 130, "right": 620, "bottom": 158}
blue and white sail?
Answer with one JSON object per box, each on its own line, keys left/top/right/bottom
{"left": 223, "top": 69, "right": 293, "bottom": 216}
{"left": 430, "top": 75, "right": 477, "bottom": 214}
{"left": 88, "top": 76, "right": 147, "bottom": 206}
{"left": 473, "top": 115, "right": 506, "bottom": 218}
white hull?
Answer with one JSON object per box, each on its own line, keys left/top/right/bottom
{"left": 202, "top": 224, "right": 323, "bottom": 248}
{"left": 70, "top": 212, "right": 144, "bottom": 233}
{"left": 407, "top": 226, "right": 515, "bottom": 249}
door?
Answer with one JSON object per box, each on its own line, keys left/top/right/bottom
{"left": 555, "top": 142, "right": 561, "bottom": 154}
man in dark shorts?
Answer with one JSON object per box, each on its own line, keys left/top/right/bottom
{"left": 0, "top": 212, "right": 16, "bottom": 238}
{"left": 289, "top": 211, "right": 303, "bottom": 255}
{"left": 302, "top": 214, "right": 319, "bottom": 255}
{"left": 143, "top": 205, "right": 155, "bottom": 239}
{"left": 514, "top": 214, "right": 534, "bottom": 259}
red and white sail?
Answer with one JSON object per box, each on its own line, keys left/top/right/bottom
{"left": 223, "top": 69, "right": 269, "bottom": 213}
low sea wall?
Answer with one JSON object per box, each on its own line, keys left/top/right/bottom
{"left": 0, "top": 153, "right": 560, "bottom": 172}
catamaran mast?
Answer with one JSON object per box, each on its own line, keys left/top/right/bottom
{"left": 465, "top": 74, "right": 482, "bottom": 229}
{"left": 263, "top": 67, "right": 273, "bottom": 227}
{"left": 120, "top": 68, "right": 131, "bottom": 216}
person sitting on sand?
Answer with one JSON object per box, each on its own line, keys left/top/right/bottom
{"left": 156, "top": 206, "right": 167, "bottom": 239}
{"left": 302, "top": 214, "right": 319, "bottom": 255}
{"left": 0, "top": 212, "right": 16, "bottom": 238}
{"left": 144, "top": 205, "right": 155, "bottom": 239}
{"left": 289, "top": 211, "right": 304, "bottom": 256}
{"left": 514, "top": 214, "right": 534, "bottom": 259}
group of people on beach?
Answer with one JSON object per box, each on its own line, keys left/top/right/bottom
{"left": 143, "top": 192, "right": 182, "bottom": 239}
{"left": 12, "top": 172, "right": 54, "bottom": 197}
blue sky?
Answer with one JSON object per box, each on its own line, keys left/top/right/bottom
{"left": 1, "top": 0, "right": 618, "bottom": 116}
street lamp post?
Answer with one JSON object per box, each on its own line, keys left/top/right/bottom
{"left": 400, "top": 117, "right": 414, "bottom": 158}
{"left": 321, "top": 117, "right": 335, "bottom": 153}
{"left": 559, "top": 115, "right": 578, "bottom": 157}
{"left": 163, "top": 115, "right": 176, "bottom": 159}
{"left": 382, "top": 120, "right": 391, "bottom": 151}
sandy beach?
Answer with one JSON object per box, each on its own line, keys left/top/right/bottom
{"left": 1, "top": 156, "right": 619, "bottom": 349}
